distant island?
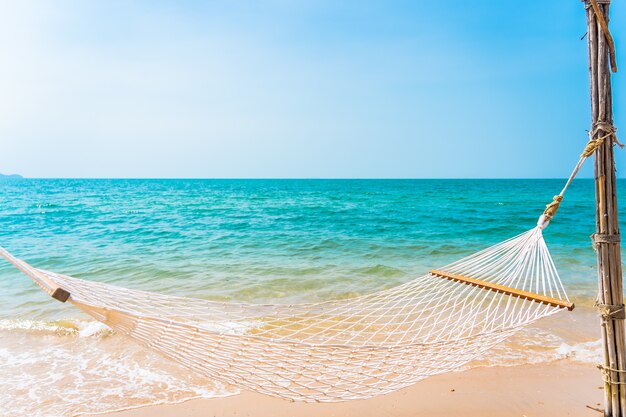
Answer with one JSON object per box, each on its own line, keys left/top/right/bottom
{"left": 0, "top": 173, "right": 24, "bottom": 179}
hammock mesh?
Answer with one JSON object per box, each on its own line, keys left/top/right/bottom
{"left": 0, "top": 226, "right": 571, "bottom": 402}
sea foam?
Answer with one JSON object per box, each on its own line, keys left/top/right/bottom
{"left": 0, "top": 319, "right": 238, "bottom": 417}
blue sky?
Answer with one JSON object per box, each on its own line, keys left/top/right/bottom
{"left": 0, "top": 0, "right": 624, "bottom": 178}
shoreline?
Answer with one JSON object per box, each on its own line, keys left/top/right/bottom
{"left": 0, "top": 300, "right": 602, "bottom": 417}
{"left": 100, "top": 360, "right": 603, "bottom": 417}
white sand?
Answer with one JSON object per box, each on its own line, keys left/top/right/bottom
{"left": 101, "top": 360, "right": 603, "bottom": 417}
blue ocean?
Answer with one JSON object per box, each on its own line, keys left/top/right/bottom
{"left": 0, "top": 178, "right": 617, "bottom": 416}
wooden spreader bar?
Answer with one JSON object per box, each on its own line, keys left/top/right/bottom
{"left": 430, "top": 269, "right": 575, "bottom": 311}
{"left": 51, "top": 287, "right": 71, "bottom": 303}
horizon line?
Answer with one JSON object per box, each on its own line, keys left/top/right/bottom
{"left": 1, "top": 176, "right": 609, "bottom": 180}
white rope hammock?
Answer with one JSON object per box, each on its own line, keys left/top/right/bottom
{"left": 0, "top": 223, "right": 572, "bottom": 402}
{"left": 3, "top": 129, "right": 618, "bottom": 402}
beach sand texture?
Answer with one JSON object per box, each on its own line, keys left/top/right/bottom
{"left": 102, "top": 361, "right": 602, "bottom": 417}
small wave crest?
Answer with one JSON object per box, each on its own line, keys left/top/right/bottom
{"left": 0, "top": 311, "right": 599, "bottom": 416}
{"left": 0, "top": 318, "right": 78, "bottom": 334}
{"left": 556, "top": 339, "right": 603, "bottom": 363}
{"left": 470, "top": 325, "right": 602, "bottom": 369}
{"left": 0, "top": 319, "right": 238, "bottom": 417}
{"left": 0, "top": 318, "right": 113, "bottom": 338}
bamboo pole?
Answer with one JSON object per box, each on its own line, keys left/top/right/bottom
{"left": 585, "top": 1, "right": 625, "bottom": 416}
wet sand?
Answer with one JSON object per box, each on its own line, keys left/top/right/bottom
{"left": 101, "top": 360, "right": 603, "bottom": 417}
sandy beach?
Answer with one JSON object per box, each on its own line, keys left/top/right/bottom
{"left": 101, "top": 360, "right": 603, "bottom": 417}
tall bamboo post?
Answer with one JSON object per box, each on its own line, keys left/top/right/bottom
{"left": 585, "top": 1, "right": 624, "bottom": 416}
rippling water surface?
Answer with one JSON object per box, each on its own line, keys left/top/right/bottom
{"left": 0, "top": 178, "right": 620, "bottom": 415}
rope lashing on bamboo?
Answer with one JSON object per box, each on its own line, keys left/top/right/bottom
{"left": 591, "top": 233, "right": 621, "bottom": 252}
{"left": 539, "top": 122, "right": 621, "bottom": 227}
{"left": 592, "top": 234, "right": 622, "bottom": 244}
{"left": 582, "top": 131, "right": 611, "bottom": 157}
{"left": 597, "top": 365, "right": 626, "bottom": 386}
{"left": 588, "top": 0, "right": 617, "bottom": 73}
{"left": 595, "top": 301, "right": 626, "bottom": 321}
{"left": 582, "top": 123, "right": 621, "bottom": 158}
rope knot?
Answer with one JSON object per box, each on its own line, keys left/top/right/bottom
{"left": 597, "top": 364, "right": 626, "bottom": 386}
{"left": 594, "top": 300, "right": 625, "bottom": 320}
{"left": 543, "top": 195, "right": 563, "bottom": 219}
{"left": 590, "top": 233, "right": 621, "bottom": 251}
{"left": 582, "top": 123, "right": 621, "bottom": 157}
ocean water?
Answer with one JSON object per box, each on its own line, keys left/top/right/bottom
{"left": 0, "top": 178, "right": 620, "bottom": 416}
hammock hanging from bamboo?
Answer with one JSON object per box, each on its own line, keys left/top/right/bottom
{"left": 0, "top": 127, "right": 618, "bottom": 402}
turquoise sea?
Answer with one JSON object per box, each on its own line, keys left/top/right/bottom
{"left": 0, "top": 178, "right": 620, "bottom": 416}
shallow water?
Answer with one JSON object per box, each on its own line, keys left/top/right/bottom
{"left": 0, "top": 178, "right": 619, "bottom": 416}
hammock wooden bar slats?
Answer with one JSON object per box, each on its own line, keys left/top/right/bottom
{"left": 429, "top": 269, "right": 575, "bottom": 311}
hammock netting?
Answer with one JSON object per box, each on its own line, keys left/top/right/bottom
{"left": 0, "top": 224, "right": 572, "bottom": 402}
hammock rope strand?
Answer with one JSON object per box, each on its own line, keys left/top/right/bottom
{"left": 540, "top": 123, "right": 620, "bottom": 226}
